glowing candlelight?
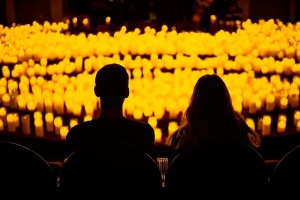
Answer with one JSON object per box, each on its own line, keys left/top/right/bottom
{"left": 277, "top": 120, "right": 286, "bottom": 133}
{"left": 2, "top": 94, "right": 10, "bottom": 107}
{"left": 0, "top": 119, "right": 3, "bottom": 131}
{"left": 7, "top": 114, "right": 16, "bottom": 132}
{"left": 133, "top": 108, "right": 143, "bottom": 120}
{"left": 279, "top": 97, "right": 288, "bottom": 109}
{"left": 262, "top": 115, "right": 271, "bottom": 136}
{"left": 45, "top": 113, "right": 54, "bottom": 132}
{"left": 266, "top": 94, "right": 275, "bottom": 111}
{"left": 148, "top": 117, "right": 157, "bottom": 128}
{"left": 168, "top": 121, "right": 178, "bottom": 136}
{"left": 54, "top": 116, "right": 63, "bottom": 135}
{"left": 154, "top": 128, "right": 162, "bottom": 143}
{"left": 294, "top": 111, "right": 300, "bottom": 125}
{"left": 84, "top": 115, "right": 92, "bottom": 122}
{"left": 21, "top": 114, "right": 31, "bottom": 135}
{"left": 34, "top": 118, "right": 44, "bottom": 137}
{"left": 60, "top": 126, "right": 69, "bottom": 140}
{"left": 69, "top": 118, "right": 78, "bottom": 128}
{"left": 245, "top": 118, "right": 255, "bottom": 131}
{"left": 44, "top": 97, "right": 53, "bottom": 112}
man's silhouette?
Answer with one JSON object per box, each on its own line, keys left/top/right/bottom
{"left": 66, "top": 64, "right": 155, "bottom": 157}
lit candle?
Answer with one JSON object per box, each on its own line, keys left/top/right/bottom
{"left": 84, "top": 104, "right": 94, "bottom": 116}
{"left": 54, "top": 116, "right": 63, "bottom": 135}
{"left": 148, "top": 117, "right": 157, "bottom": 128}
{"left": 154, "top": 107, "right": 164, "bottom": 119}
{"left": 168, "top": 121, "right": 178, "bottom": 136}
{"left": 143, "top": 106, "right": 153, "bottom": 117}
{"left": 0, "top": 119, "right": 3, "bottom": 131}
{"left": 294, "top": 111, "right": 300, "bottom": 125}
{"left": 21, "top": 114, "right": 31, "bottom": 135}
{"left": 7, "top": 114, "right": 16, "bottom": 132}
{"left": 36, "top": 96, "right": 44, "bottom": 111}
{"left": 257, "top": 118, "right": 262, "bottom": 131}
{"left": 34, "top": 111, "right": 42, "bottom": 120}
{"left": 10, "top": 94, "right": 18, "bottom": 109}
{"left": 13, "top": 113, "right": 19, "bottom": 128}
{"left": 210, "top": 15, "right": 217, "bottom": 34}
{"left": 2, "top": 94, "right": 10, "bottom": 107}
{"left": 60, "top": 126, "right": 69, "bottom": 140}
{"left": 69, "top": 118, "right": 78, "bottom": 128}
{"left": 66, "top": 101, "right": 74, "bottom": 114}
{"left": 245, "top": 118, "right": 255, "bottom": 131}
{"left": 84, "top": 115, "right": 92, "bottom": 121}
{"left": 45, "top": 113, "right": 54, "bottom": 132}
{"left": 289, "top": 93, "right": 299, "bottom": 108}
{"left": 255, "top": 99, "right": 262, "bottom": 111}
{"left": 266, "top": 94, "right": 275, "bottom": 111}
{"left": 248, "top": 99, "right": 257, "bottom": 114}
{"left": 44, "top": 97, "right": 53, "bottom": 112}
{"left": 278, "top": 114, "right": 287, "bottom": 122}
{"left": 297, "top": 120, "right": 300, "bottom": 132}
{"left": 18, "top": 98, "right": 26, "bottom": 110}
{"left": 262, "top": 115, "right": 271, "bottom": 136}
{"left": 27, "top": 101, "right": 36, "bottom": 112}
{"left": 54, "top": 95, "right": 64, "bottom": 114}
{"left": 277, "top": 120, "right": 286, "bottom": 133}
{"left": 125, "top": 102, "right": 135, "bottom": 116}
{"left": 279, "top": 97, "right": 288, "bottom": 109}
{"left": 72, "top": 104, "right": 82, "bottom": 116}
{"left": 154, "top": 128, "right": 162, "bottom": 143}
{"left": 133, "top": 109, "right": 143, "bottom": 120}
{"left": 0, "top": 107, "right": 7, "bottom": 125}
{"left": 34, "top": 118, "right": 44, "bottom": 137}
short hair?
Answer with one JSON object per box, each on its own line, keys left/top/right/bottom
{"left": 94, "top": 64, "right": 129, "bottom": 102}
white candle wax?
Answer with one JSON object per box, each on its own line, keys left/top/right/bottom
{"left": 21, "top": 114, "right": 31, "bottom": 135}
{"left": 54, "top": 117, "right": 63, "bottom": 135}
{"left": 45, "top": 113, "right": 54, "bottom": 132}
{"left": 7, "top": 114, "right": 16, "bottom": 132}
{"left": 34, "top": 118, "right": 44, "bottom": 137}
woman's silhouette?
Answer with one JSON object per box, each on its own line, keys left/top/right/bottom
{"left": 167, "top": 74, "right": 260, "bottom": 151}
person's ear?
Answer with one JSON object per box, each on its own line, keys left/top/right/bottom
{"left": 94, "top": 85, "right": 100, "bottom": 97}
{"left": 124, "top": 87, "right": 129, "bottom": 98}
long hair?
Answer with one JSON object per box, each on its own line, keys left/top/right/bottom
{"left": 166, "top": 74, "right": 260, "bottom": 150}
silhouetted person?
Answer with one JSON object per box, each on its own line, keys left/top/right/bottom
{"left": 166, "top": 74, "right": 261, "bottom": 153}
{"left": 66, "top": 64, "right": 155, "bottom": 157}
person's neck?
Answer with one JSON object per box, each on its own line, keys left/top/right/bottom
{"left": 98, "top": 105, "right": 124, "bottom": 120}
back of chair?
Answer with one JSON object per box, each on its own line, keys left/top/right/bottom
{"left": 165, "top": 143, "right": 268, "bottom": 199}
{"left": 272, "top": 145, "right": 300, "bottom": 199}
{"left": 0, "top": 141, "right": 56, "bottom": 198}
{"left": 59, "top": 143, "right": 162, "bottom": 199}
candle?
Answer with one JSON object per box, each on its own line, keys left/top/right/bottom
{"left": 0, "top": 107, "right": 7, "bottom": 125}
{"left": 13, "top": 113, "right": 19, "bottom": 128}
{"left": 248, "top": 99, "right": 257, "bottom": 114}
{"left": 84, "top": 104, "right": 94, "bottom": 116}
{"left": 34, "top": 118, "right": 44, "bottom": 137}
{"left": 154, "top": 107, "right": 164, "bottom": 119}
{"left": 262, "top": 115, "right": 271, "bottom": 136}
{"left": 7, "top": 114, "right": 16, "bottom": 132}
{"left": 289, "top": 93, "right": 299, "bottom": 108}
{"left": 148, "top": 117, "right": 157, "bottom": 128}
{"left": 54, "top": 116, "right": 63, "bottom": 135}
{"left": 84, "top": 115, "right": 92, "bottom": 122}
{"left": 266, "top": 94, "right": 275, "bottom": 111}
{"left": 277, "top": 120, "right": 286, "bottom": 133}
{"left": 245, "top": 118, "right": 255, "bottom": 131}
{"left": 72, "top": 104, "right": 82, "bottom": 116}
{"left": 69, "top": 118, "right": 78, "bottom": 128}
{"left": 60, "top": 126, "right": 69, "bottom": 140}
{"left": 168, "top": 121, "right": 178, "bottom": 136}
{"left": 143, "top": 107, "right": 153, "bottom": 117}
{"left": 66, "top": 101, "right": 74, "bottom": 114}
{"left": 36, "top": 96, "right": 44, "bottom": 111}
{"left": 297, "top": 120, "right": 300, "bottom": 132}
{"left": 279, "top": 97, "right": 288, "bottom": 109}
{"left": 255, "top": 99, "right": 262, "bottom": 111}
{"left": 154, "top": 128, "right": 162, "bottom": 143}
{"left": 18, "top": 98, "right": 26, "bottom": 110}
{"left": 2, "top": 94, "right": 10, "bottom": 107}
{"left": 21, "top": 114, "right": 31, "bottom": 135}
{"left": 0, "top": 119, "right": 3, "bottom": 131}
{"left": 45, "top": 113, "right": 54, "bottom": 132}
{"left": 257, "top": 118, "right": 262, "bottom": 131}
{"left": 278, "top": 114, "right": 287, "bottom": 122}
{"left": 27, "top": 101, "right": 36, "bottom": 112}
{"left": 133, "top": 109, "right": 143, "bottom": 120}
{"left": 54, "top": 95, "right": 64, "bottom": 114}
{"left": 125, "top": 102, "right": 135, "bottom": 116}
{"left": 44, "top": 97, "right": 53, "bottom": 112}
{"left": 294, "top": 111, "right": 300, "bottom": 125}
{"left": 34, "top": 111, "right": 42, "bottom": 120}
{"left": 10, "top": 95, "right": 18, "bottom": 109}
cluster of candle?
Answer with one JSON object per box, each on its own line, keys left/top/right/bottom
{"left": 2, "top": 20, "right": 300, "bottom": 65}
{"left": 3, "top": 54, "right": 300, "bottom": 79}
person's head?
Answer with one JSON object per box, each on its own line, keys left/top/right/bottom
{"left": 168, "top": 74, "right": 260, "bottom": 149}
{"left": 94, "top": 64, "right": 129, "bottom": 108}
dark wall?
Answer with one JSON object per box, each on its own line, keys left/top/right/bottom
{"left": 14, "top": 0, "right": 51, "bottom": 24}
{"left": 0, "top": 0, "right": 6, "bottom": 25}
{"left": 249, "top": 0, "right": 290, "bottom": 22}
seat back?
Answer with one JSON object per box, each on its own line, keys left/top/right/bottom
{"left": 272, "top": 145, "right": 300, "bottom": 199}
{"left": 0, "top": 141, "right": 56, "bottom": 197}
{"left": 59, "top": 143, "right": 162, "bottom": 199}
{"left": 166, "top": 143, "right": 268, "bottom": 199}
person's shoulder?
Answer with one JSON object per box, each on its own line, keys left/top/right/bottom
{"left": 67, "top": 120, "right": 95, "bottom": 136}
{"left": 124, "top": 118, "right": 153, "bottom": 131}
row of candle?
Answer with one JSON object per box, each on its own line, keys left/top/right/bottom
{"left": 2, "top": 20, "right": 300, "bottom": 64}
{"left": 0, "top": 73, "right": 300, "bottom": 119}
{"left": 246, "top": 110, "right": 300, "bottom": 136}
{"left": 3, "top": 54, "right": 300, "bottom": 79}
